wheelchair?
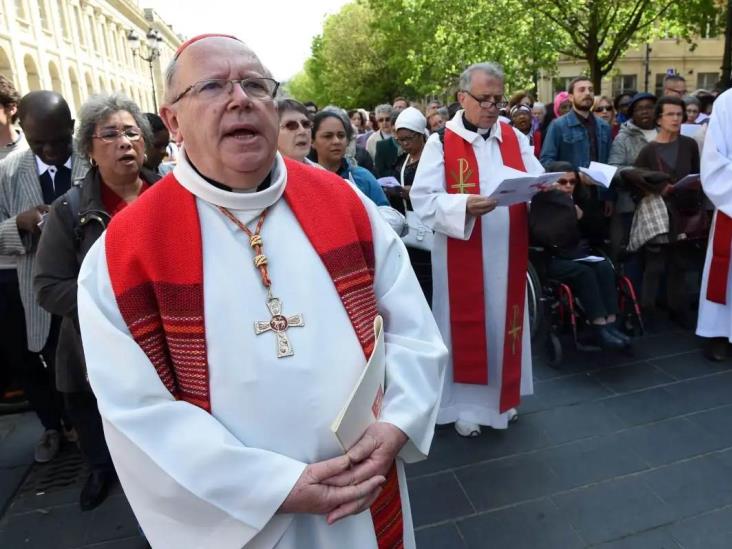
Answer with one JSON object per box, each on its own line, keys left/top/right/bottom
{"left": 526, "top": 246, "right": 644, "bottom": 367}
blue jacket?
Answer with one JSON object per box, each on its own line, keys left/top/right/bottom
{"left": 338, "top": 161, "right": 389, "bottom": 207}
{"left": 540, "top": 110, "right": 612, "bottom": 170}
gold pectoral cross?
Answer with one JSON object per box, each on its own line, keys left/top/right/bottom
{"left": 254, "top": 297, "right": 304, "bottom": 358}
{"left": 450, "top": 158, "right": 477, "bottom": 194}
{"left": 508, "top": 305, "right": 522, "bottom": 356}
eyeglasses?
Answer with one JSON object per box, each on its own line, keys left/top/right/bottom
{"left": 93, "top": 127, "right": 142, "bottom": 143}
{"left": 395, "top": 133, "right": 421, "bottom": 146}
{"left": 280, "top": 119, "right": 313, "bottom": 131}
{"left": 594, "top": 106, "right": 613, "bottom": 113}
{"left": 171, "top": 77, "right": 280, "bottom": 104}
{"left": 557, "top": 178, "right": 576, "bottom": 186}
{"left": 376, "top": 117, "right": 391, "bottom": 124}
{"left": 461, "top": 90, "right": 507, "bottom": 110}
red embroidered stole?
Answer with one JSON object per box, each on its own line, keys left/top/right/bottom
{"left": 444, "top": 122, "right": 528, "bottom": 412}
{"left": 105, "top": 159, "right": 403, "bottom": 548}
{"left": 707, "top": 211, "right": 732, "bottom": 304}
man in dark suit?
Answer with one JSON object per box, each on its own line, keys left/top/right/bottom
{"left": 0, "top": 91, "right": 87, "bottom": 463}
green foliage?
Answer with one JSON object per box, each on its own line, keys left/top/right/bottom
{"left": 290, "top": 0, "right": 724, "bottom": 108}
{"left": 533, "top": 0, "right": 722, "bottom": 89}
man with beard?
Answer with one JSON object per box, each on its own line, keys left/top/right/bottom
{"left": 540, "top": 77, "right": 613, "bottom": 244}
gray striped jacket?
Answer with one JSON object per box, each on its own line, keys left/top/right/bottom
{"left": 0, "top": 149, "right": 88, "bottom": 351}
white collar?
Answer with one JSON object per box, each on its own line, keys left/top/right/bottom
{"left": 35, "top": 155, "right": 72, "bottom": 175}
{"left": 445, "top": 110, "right": 504, "bottom": 144}
{"left": 172, "top": 145, "right": 287, "bottom": 211}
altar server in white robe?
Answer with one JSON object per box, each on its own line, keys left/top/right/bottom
{"left": 77, "top": 34, "right": 446, "bottom": 549}
{"left": 697, "top": 88, "right": 732, "bottom": 362}
{"left": 411, "top": 62, "right": 543, "bottom": 437}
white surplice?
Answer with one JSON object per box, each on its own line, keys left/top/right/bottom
{"left": 410, "top": 112, "right": 543, "bottom": 429}
{"left": 697, "top": 89, "right": 732, "bottom": 340}
{"left": 77, "top": 150, "right": 447, "bottom": 549}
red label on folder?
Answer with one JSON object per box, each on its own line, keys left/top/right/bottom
{"left": 372, "top": 385, "right": 384, "bottom": 418}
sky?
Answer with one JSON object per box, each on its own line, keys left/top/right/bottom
{"left": 142, "top": 0, "right": 352, "bottom": 81}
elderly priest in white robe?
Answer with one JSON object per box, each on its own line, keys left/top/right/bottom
{"left": 411, "top": 62, "right": 543, "bottom": 437}
{"left": 696, "top": 89, "right": 732, "bottom": 362}
{"left": 76, "top": 34, "right": 446, "bottom": 549}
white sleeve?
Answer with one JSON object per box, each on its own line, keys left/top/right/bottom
{"left": 410, "top": 133, "right": 477, "bottom": 240}
{"left": 701, "top": 92, "right": 732, "bottom": 216}
{"left": 352, "top": 187, "right": 447, "bottom": 463}
{"left": 514, "top": 126, "right": 545, "bottom": 175}
{"left": 78, "top": 237, "right": 306, "bottom": 549}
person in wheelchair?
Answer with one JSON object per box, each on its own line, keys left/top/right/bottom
{"left": 529, "top": 161, "right": 631, "bottom": 349}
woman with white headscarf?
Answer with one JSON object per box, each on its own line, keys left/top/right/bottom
{"left": 391, "top": 107, "right": 433, "bottom": 303}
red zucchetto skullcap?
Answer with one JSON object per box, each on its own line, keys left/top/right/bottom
{"left": 174, "top": 34, "right": 242, "bottom": 59}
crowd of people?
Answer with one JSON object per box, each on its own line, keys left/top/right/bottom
{"left": 0, "top": 33, "right": 730, "bottom": 548}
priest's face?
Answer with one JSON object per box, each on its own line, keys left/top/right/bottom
{"left": 459, "top": 72, "right": 504, "bottom": 130}
{"left": 161, "top": 38, "right": 279, "bottom": 189}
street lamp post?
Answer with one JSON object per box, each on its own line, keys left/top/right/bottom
{"left": 127, "top": 28, "right": 163, "bottom": 111}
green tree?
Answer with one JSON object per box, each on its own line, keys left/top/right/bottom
{"left": 367, "top": 0, "right": 563, "bottom": 96}
{"left": 533, "top": 0, "right": 722, "bottom": 91}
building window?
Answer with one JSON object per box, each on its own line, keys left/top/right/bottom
{"left": 87, "top": 14, "right": 100, "bottom": 52}
{"left": 552, "top": 76, "right": 574, "bottom": 94}
{"left": 15, "top": 0, "right": 28, "bottom": 20}
{"left": 612, "top": 75, "right": 638, "bottom": 96}
{"left": 56, "top": 0, "right": 70, "bottom": 39}
{"left": 654, "top": 74, "right": 666, "bottom": 97}
{"left": 38, "top": 0, "right": 50, "bottom": 30}
{"left": 74, "top": 6, "right": 86, "bottom": 46}
{"left": 697, "top": 72, "right": 719, "bottom": 91}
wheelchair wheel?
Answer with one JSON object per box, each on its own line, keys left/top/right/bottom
{"left": 546, "top": 332, "right": 562, "bottom": 368}
{"left": 527, "top": 262, "right": 543, "bottom": 341}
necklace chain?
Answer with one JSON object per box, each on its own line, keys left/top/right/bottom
{"left": 218, "top": 206, "right": 272, "bottom": 292}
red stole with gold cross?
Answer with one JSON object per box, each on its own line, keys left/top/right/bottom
{"left": 444, "top": 122, "right": 528, "bottom": 413}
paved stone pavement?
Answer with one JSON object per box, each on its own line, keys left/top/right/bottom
{"left": 1, "top": 319, "right": 731, "bottom": 548}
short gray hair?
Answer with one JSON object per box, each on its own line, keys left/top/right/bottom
{"left": 374, "top": 104, "right": 393, "bottom": 117}
{"left": 75, "top": 93, "right": 152, "bottom": 160}
{"left": 459, "top": 62, "right": 504, "bottom": 92}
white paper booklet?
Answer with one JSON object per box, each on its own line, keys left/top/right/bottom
{"left": 488, "top": 168, "right": 565, "bottom": 207}
{"left": 579, "top": 162, "right": 618, "bottom": 188}
{"left": 673, "top": 173, "right": 701, "bottom": 190}
{"left": 331, "top": 315, "right": 386, "bottom": 452}
{"left": 378, "top": 176, "right": 401, "bottom": 188}
{"left": 680, "top": 124, "right": 704, "bottom": 139}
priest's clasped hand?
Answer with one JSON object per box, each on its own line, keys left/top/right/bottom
{"left": 322, "top": 422, "right": 408, "bottom": 523}
{"left": 466, "top": 195, "right": 498, "bottom": 216}
{"left": 279, "top": 452, "right": 386, "bottom": 522}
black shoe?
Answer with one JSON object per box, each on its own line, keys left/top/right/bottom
{"left": 592, "top": 325, "right": 626, "bottom": 350}
{"left": 607, "top": 324, "right": 631, "bottom": 344}
{"left": 704, "top": 337, "right": 728, "bottom": 362}
{"left": 80, "top": 469, "right": 116, "bottom": 511}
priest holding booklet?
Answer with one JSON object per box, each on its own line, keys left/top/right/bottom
{"left": 410, "top": 62, "right": 545, "bottom": 437}
{"left": 76, "top": 35, "right": 446, "bottom": 549}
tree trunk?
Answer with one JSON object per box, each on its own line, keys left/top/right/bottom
{"left": 589, "top": 59, "right": 603, "bottom": 94}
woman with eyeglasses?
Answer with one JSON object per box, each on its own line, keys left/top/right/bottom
{"left": 529, "top": 161, "right": 629, "bottom": 349}
{"left": 309, "top": 110, "right": 389, "bottom": 207}
{"left": 33, "top": 94, "right": 160, "bottom": 511}
{"left": 631, "top": 95, "right": 703, "bottom": 329}
{"left": 593, "top": 96, "right": 619, "bottom": 139}
{"left": 390, "top": 107, "right": 433, "bottom": 302}
{"left": 276, "top": 99, "right": 313, "bottom": 164}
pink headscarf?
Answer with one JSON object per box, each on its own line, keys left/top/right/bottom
{"left": 553, "top": 92, "right": 570, "bottom": 117}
